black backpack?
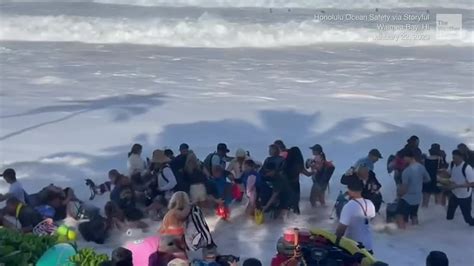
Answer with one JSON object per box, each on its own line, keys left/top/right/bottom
{"left": 203, "top": 153, "right": 217, "bottom": 176}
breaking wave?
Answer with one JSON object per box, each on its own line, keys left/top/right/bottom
{"left": 1, "top": 14, "right": 472, "bottom": 47}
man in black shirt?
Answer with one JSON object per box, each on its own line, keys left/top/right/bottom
{"left": 262, "top": 162, "right": 292, "bottom": 219}
{"left": 260, "top": 144, "right": 284, "bottom": 176}
{"left": 341, "top": 165, "right": 383, "bottom": 212}
{"left": 170, "top": 143, "right": 190, "bottom": 192}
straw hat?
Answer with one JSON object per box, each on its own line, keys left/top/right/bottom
{"left": 152, "top": 149, "right": 171, "bottom": 164}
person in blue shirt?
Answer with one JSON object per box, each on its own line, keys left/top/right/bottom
{"left": 206, "top": 166, "right": 232, "bottom": 207}
{"left": 353, "top": 149, "right": 383, "bottom": 171}
{"left": 397, "top": 149, "right": 430, "bottom": 229}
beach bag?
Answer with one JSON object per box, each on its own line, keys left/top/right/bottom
{"left": 255, "top": 209, "right": 264, "bottom": 225}
{"left": 32, "top": 219, "right": 58, "bottom": 236}
{"left": 185, "top": 205, "right": 215, "bottom": 251}
{"left": 231, "top": 184, "right": 243, "bottom": 201}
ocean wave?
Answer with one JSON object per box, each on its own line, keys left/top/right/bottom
{"left": 0, "top": 14, "right": 472, "bottom": 47}
{"left": 92, "top": 0, "right": 473, "bottom": 9}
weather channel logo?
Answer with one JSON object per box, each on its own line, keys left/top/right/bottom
{"left": 436, "top": 14, "right": 462, "bottom": 40}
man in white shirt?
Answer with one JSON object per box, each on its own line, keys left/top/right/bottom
{"left": 445, "top": 149, "right": 474, "bottom": 226}
{"left": 0, "top": 168, "right": 26, "bottom": 204}
{"left": 336, "top": 178, "right": 376, "bottom": 253}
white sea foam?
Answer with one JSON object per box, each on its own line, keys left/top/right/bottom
{"left": 1, "top": 14, "right": 472, "bottom": 47}
{"left": 29, "top": 76, "right": 73, "bottom": 85}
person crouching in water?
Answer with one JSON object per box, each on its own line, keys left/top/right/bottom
{"left": 261, "top": 162, "right": 292, "bottom": 220}
{"left": 241, "top": 159, "right": 261, "bottom": 216}
{"left": 145, "top": 149, "right": 178, "bottom": 220}
{"left": 158, "top": 191, "right": 191, "bottom": 260}
{"left": 109, "top": 173, "right": 144, "bottom": 222}
{"left": 341, "top": 165, "right": 383, "bottom": 213}
{"left": 105, "top": 201, "right": 148, "bottom": 232}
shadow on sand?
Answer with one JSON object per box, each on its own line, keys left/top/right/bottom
{"left": 0, "top": 93, "right": 165, "bottom": 141}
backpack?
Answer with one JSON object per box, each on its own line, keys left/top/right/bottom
{"left": 152, "top": 165, "right": 176, "bottom": 192}
{"left": 203, "top": 153, "right": 217, "bottom": 176}
{"left": 321, "top": 161, "right": 335, "bottom": 184}
{"left": 185, "top": 205, "right": 215, "bottom": 251}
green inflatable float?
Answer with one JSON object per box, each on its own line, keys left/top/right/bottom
{"left": 36, "top": 243, "right": 76, "bottom": 266}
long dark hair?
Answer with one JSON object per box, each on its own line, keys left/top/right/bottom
{"left": 284, "top": 146, "right": 305, "bottom": 177}
{"left": 128, "top": 143, "right": 142, "bottom": 158}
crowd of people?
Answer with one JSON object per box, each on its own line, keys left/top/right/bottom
{"left": 1, "top": 136, "right": 473, "bottom": 265}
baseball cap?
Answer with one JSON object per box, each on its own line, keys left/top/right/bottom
{"left": 217, "top": 143, "right": 230, "bottom": 153}
{"left": 309, "top": 144, "right": 323, "bottom": 153}
{"left": 369, "top": 149, "right": 383, "bottom": 159}
{"left": 179, "top": 143, "right": 189, "bottom": 151}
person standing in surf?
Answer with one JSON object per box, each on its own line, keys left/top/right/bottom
{"left": 127, "top": 143, "right": 148, "bottom": 186}
{"left": 261, "top": 144, "right": 285, "bottom": 175}
{"left": 282, "top": 147, "right": 311, "bottom": 215}
{"left": 336, "top": 178, "right": 376, "bottom": 254}
{"left": 353, "top": 149, "right": 383, "bottom": 172}
{"left": 396, "top": 150, "right": 430, "bottom": 229}
{"left": 422, "top": 144, "right": 448, "bottom": 207}
{"left": 443, "top": 150, "right": 474, "bottom": 226}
